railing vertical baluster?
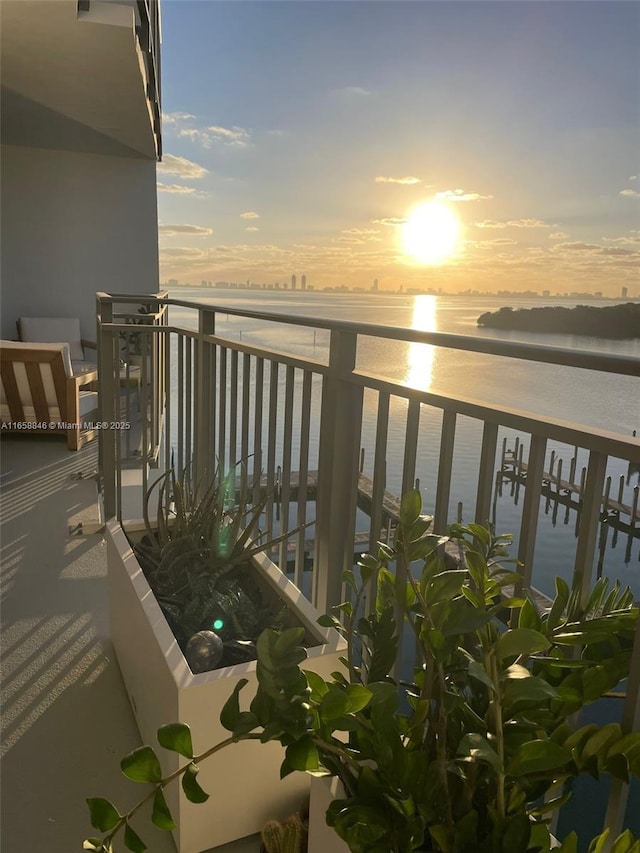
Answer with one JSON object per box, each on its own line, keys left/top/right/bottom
{"left": 401, "top": 398, "right": 420, "bottom": 498}
{"left": 370, "top": 392, "right": 390, "bottom": 551}
{"left": 165, "top": 332, "right": 172, "bottom": 471}
{"left": 516, "top": 434, "right": 547, "bottom": 590}
{"left": 295, "top": 370, "right": 312, "bottom": 589}
{"left": 240, "top": 353, "right": 251, "bottom": 500}
{"left": 314, "top": 330, "right": 363, "bottom": 613}
{"left": 266, "top": 361, "right": 279, "bottom": 544}
{"left": 97, "top": 293, "right": 117, "bottom": 520}
{"left": 195, "top": 309, "right": 215, "bottom": 481}
{"left": 217, "top": 347, "right": 227, "bottom": 475}
{"left": 475, "top": 422, "right": 499, "bottom": 526}
{"left": 278, "top": 366, "right": 295, "bottom": 569}
{"left": 177, "top": 335, "right": 184, "bottom": 473}
{"left": 253, "top": 358, "right": 264, "bottom": 506}
{"left": 434, "top": 409, "right": 457, "bottom": 532}
{"left": 572, "top": 450, "right": 608, "bottom": 604}
{"left": 185, "top": 336, "right": 193, "bottom": 468}
{"left": 229, "top": 349, "right": 239, "bottom": 470}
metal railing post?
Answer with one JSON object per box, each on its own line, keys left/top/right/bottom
{"left": 572, "top": 450, "right": 608, "bottom": 606}
{"left": 96, "top": 293, "right": 117, "bottom": 519}
{"left": 194, "top": 308, "right": 215, "bottom": 483}
{"left": 313, "top": 330, "right": 363, "bottom": 613}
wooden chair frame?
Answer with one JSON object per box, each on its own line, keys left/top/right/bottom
{"left": 1, "top": 343, "right": 98, "bottom": 451}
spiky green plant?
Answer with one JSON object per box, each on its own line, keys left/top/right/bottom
{"left": 134, "top": 459, "right": 308, "bottom": 651}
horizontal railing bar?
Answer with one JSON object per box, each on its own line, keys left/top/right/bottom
{"left": 103, "top": 324, "right": 330, "bottom": 376}
{"left": 351, "top": 370, "right": 640, "bottom": 462}
{"left": 100, "top": 296, "right": 640, "bottom": 376}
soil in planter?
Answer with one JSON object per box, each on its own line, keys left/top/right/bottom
{"left": 134, "top": 533, "right": 303, "bottom": 673}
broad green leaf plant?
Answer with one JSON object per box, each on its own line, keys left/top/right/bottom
{"left": 85, "top": 490, "right": 640, "bottom": 853}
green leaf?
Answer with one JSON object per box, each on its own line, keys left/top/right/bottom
{"left": 457, "top": 733, "right": 502, "bottom": 771}
{"left": 274, "top": 627, "right": 306, "bottom": 657}
{"left": 468, "top": 660, "right": 495, "bottom": 692}
{"left": 558, "top": 832, "right": 579, "bottom": 853}
{"left": 151, "top": 789, "right": 176, "bottom": 831}
{"left": 182, "top": 764, "right": 209, "bottom": 803}
{"left": 547, "top": 576, "right": 570, "bottom": 631}
{"left": 306, "top": 670, "right": 329, "bottom": 700}
{"left": 124, "top": 823, "right": 147, "bottom": 853}
{"left": 319, "top": 687, "right": 351, "bottom": 720}
{"left": 220, "top": 678, "right": 249, "bottom": 732}
{"left": 426, "top": 570, "right": 467, "bottom": 604}
{"left": 501, "top": 812, "right": 531, "bottom": 853}
{"left": 503, "top": 675, "right": 559, "bottom": 711}
{"left": 86, "top": 798, "right": 121, "bottom": 832}
{"left": 508, "top": 739, "right": 571, "bottom": 776}
{"left": 400, "top": 489, "right": 422, "bottom": 526}
{"left": 120, "top": 746, "right": 162, "bottom": 784}
{"left": 285, "top": 737, "right": 320, "bottom": 771}
{"left": 589, "top": 829, "right": 611, "bottom": 853}
{"left": 345, "top": 684, "right": 372, "bottom": 713}
{"left": 496, "top": 628, "right": 550, "bottom": 660}
{"left": 157, "top": 723, "right": 194, "bottom": 759}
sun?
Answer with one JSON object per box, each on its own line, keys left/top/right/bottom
{"left": 401, "top": 201, "right": 461, "bottom": 264}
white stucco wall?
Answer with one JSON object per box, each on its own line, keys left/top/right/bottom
{"left": 0, "top": 144, "right": 159, "bottom": 341}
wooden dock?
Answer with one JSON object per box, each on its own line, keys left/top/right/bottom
{"left": 500, "top": 447, "right": 640, "bottom": 528}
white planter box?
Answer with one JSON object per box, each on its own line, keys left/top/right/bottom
{"left": 107, "top": 519, "right": 346, "bottom": 853}
{"left": 308, "top": 776, "right": 349, "bottom": 853}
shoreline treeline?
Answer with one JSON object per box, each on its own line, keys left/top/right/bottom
{"left": 477, "top": 302, "right": 640, "bottom": 339}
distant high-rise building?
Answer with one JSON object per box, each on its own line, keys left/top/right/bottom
{"left": 301, "top": 274, "right": 307, "bottom": 290}
{"left": 291, "top": 274, "right": 297, "bottom": 290}
{"left": 372, "top": 278, "right": 379, "bottom": 292}
{"left": 622, "top": 286, "right": 628, "bottom": 299}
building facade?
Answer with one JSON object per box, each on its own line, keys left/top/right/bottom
{"left": 0, "top": 0, "right": 162, "bottom": 340}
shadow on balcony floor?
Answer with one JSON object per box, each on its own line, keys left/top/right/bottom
{"left": 0, "top": 435, "right": 260, "bottom": 853}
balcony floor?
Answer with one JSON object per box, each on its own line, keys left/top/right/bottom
{"left": 0, "top": 435, "right": 260, "bottom": 853}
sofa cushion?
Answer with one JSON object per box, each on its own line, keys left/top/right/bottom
{"left": 18, "top": 317, "right": 85, "bottom": 361}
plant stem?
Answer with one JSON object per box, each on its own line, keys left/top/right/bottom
{"left": 105, "top": 734, "right": 248, "bottom": 846}
{"left": 488, "top": 650, "right": 506, "bottom": 821}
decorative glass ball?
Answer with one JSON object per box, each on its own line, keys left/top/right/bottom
{"left": 185, "top": 630, "right": 224, "bottom": 673}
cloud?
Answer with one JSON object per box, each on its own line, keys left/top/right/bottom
{"left": 509, "top": 218, "right": 549, "bottom": 227}
{"left": 157, "top": 183, "right": 196, "bottom": 194}
{"left": 629, "top": 175, "right": 637, "bottom": 181}
{"left": 240, "top": 211, "right": 260, "bottom": 219}
{"left": 342, "top": 228, "right": 380, "bottom": 235}
{"left": 375, "top": 176, "right": 421, "bottom": 185}
{"left": 162, "top": 111, "right": 195, "bottom": 125}
{"left": 603, "top": 235, "right": 640, "bottom": 245}
{"left": 334, "top": 86, "right": 371, "bottom": 97}
{"left": 476, "top": 218, "right": 549, "bottom": 228}
{"left": 179, "top": 125, "right": 251, "bottom": 149}
{"left": 549, "top": 232, "right": 569, "bottom": 239}
{"left": 159, "top": 224, "right": 212, "bottom": 236}
{"left": 266, "top": 129, "right": 286, "bottom": 137}
{"left": 436, "top": 189, "right": 493, "bottom": 202}
{"left": 245, "top": 226, "right": 260, "bottom": 232}
{"left": 550, "top": 242, "right": 638, "bottom": 257}
{"left": 160, "top": 247, "right": 207, "bottom": 259}
{"left": 371, "top": 217, "right": 407, "bottom": 226}
{"left": 619, "top": 189, "right": 640, "bottom": 197}
{"left": 157, "top": 154, "right": 208, "bottom": 179}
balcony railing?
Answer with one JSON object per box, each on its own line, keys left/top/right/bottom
{"left": 96, "top": 291, "right": 640, "bottom": 837}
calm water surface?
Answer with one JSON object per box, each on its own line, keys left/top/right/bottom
{"left": 168, "top": 289, "right": 639, "bottom": 595}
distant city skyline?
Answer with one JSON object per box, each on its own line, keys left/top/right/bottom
{"left": 158, "top": 1, "right": 639, "bottom": 296}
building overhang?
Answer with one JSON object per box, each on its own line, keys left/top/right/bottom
{"left": 0, "top": 0, "right": 161, "bottom": 160}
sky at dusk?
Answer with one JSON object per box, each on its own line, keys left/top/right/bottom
{"left": 157, "top": 1, "right": 639, "bottom": 295}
